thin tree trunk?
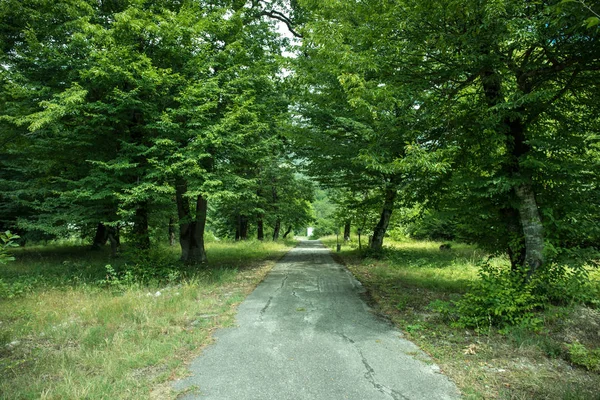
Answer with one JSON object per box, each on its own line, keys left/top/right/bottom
{"left": 257, "top": 215, "right": 264, "bottom": 241}
{"left": 239, "top": 215, "right": 248, "bottom": 240}
{"left": 343, "top": 220, "right": 351, "bottom": 241}
{"left": 370, "top": 187, "right": 396, "bottom": 251}
{"left": 273, "top": 219, "right": 281, "bottom": 241}
{"left": 176, "top": 177, "right": 207, "bottom": 264}
{"left": 282, "top": 226, "right": 292, "bottom": 239}
{"left": 272, "top": 185, "right": 280, "bottom": 241}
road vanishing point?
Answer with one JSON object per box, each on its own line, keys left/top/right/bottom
{"left": 174, "top": 240, "right": 461, "bottom": 400}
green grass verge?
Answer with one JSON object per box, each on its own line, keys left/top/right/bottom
{"left": 321, "top": 236, "right": 600, "bottom": 400}
{"left": 0, "top": 239, "right": 296, "bottom": 399}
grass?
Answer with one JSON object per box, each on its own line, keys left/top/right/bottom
{"left": 0, "top": 239, "right": 296, "bottom": 400}
{"left": 322, "top": 236, "right": 600, "bottom": 400}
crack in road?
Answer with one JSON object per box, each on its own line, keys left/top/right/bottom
{"left": 175, "top": 241, "right": 460, "bottom": 400}
{"left": 259, "top": 273, "right": 289, "bottom": 320}
{"left": 259, "top": 296, "right": 273, "bottom": 319}
{"left": 338, "top": 332, "right": 408, "bottom": 400}
{"left": 279, "top": 273, "right": 289, "bottom": 290}
{"left": 359, "top": 353, "right": 409, "bottom": 400}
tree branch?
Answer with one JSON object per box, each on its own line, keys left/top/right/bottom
{"left": 259, "top": 10, "right": 303, "bottom": 39}
{"left": 578, "top": 0, "right": 600, "bottom": 19}
{"left": 526, "top": 68, "right": 580, "bottom": 125}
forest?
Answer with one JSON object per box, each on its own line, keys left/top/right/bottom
{"left": 1, "top": 0, "right": 599, "bottom": 398}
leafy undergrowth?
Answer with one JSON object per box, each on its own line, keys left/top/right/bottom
{"left": 0, "top": 239, "right": 295, "bottom": 399}
{"left": 322, "top": 237, "right": 600, "bottom": 400}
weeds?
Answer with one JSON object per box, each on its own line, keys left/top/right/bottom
{"left": 323, "top": 236, "right": 600, "bottom": 400}
{"left": 0, "top": 239, "right": 295, "bottom": 399}
{"left": 567, "top": 342, "right": 600, "bottom": 372}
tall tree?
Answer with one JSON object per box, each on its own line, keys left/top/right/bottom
{"left": 296, "top": 0, "right": 600, "bottom": 273}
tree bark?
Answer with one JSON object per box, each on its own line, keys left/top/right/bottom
{"left": 343, "top": 220, "right": 351, "bottom": 241}
{"left": 176, "top": 178, "right": 208, "bottom": 264}
{"left": 236, "top": 214, "right": 248, "bottom": 241}
{"left": 240, "top": 215, "right": 248, "bottom": 240}
{"left": 480, "top": 68, "right": 544, "bottom": 275}
{"left": 370, "top": 187, "right": 396, "bottom": 251}
{"left": 91, "top": 223, "right": 108, "bottom": 250}
{"left": 514, "top": 184, "right": 544, "bottom": 276}
{"left": 272, "top": 219, "right": 281, "bottom": 241}
{"left": 282, "top": 226, "right": 293, "bottom": 239}
{"left": 257, "top": 215, "right": 264, "bottom": 240}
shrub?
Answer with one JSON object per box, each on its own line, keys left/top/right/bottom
{"left": 455, "top": 262, "right": 544, "bottom": 332}
{"left": 567, "top": 341, "right": 600, "bottom": 372}
{"left": 97, "top": 248, "right": 183, "bottom": 288}
{"left": 532, "top": 262, "right": 599, "bottom": 307}
{"left": 455, "top": 258, "right": 598, "bottom": 333}
{"left": 0, "top": 231, "right": 19, "bottom": 264}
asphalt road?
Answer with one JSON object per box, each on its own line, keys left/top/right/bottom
{"left": 174, "top": 240, "right": 460, "bottom": 400}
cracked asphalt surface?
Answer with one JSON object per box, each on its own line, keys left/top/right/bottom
{"left": 174, "top": 240, "right": 460, "bottom": 400}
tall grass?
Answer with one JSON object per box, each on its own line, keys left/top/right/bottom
{"left": 321, "top": 236, "right": 600, "bottom": 400}
{"left": 0, "top": 239, "right": 295, "bottom": 399}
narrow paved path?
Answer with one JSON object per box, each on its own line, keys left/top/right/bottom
{"left": 174, "top": 241, "right": 460, "bottom": 400}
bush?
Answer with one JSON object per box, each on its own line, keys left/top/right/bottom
{"left": 455, "top": 262, "right": 544, "bottom": 332}
{"left": 97, "top": 248, "right": 183, "bottom": 288}
{"left": 455, "top": 259, "right": 598, "bottom": 333}
{"left": 533, "top": 262, "right": 599, "bottom": 307}
{"left": 0, "top": 231, "right": 19, "bottom": 264}
{"left": 567, "top": 341, "right": 600, "bottom": 372}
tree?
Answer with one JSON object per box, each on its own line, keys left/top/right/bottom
{"left": 291, "top": 0, "right": 452, "bottom": 250}
{"left": 1, "top": 0, "right": 289, "bottom": 263}
{"left": 295, "top": 0, "right": 600, "bottom": 275}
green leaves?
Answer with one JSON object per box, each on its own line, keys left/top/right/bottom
{"left": 584, "top": 16, "right": 600, "bottom": 28}
{"left": 0, "top": 231, "right": 20, "bottom": 264}
{"left": 19, "top": 84, "right": 88, "bottom": 132}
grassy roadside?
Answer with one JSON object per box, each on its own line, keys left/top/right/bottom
{"left": 0, "top": 239, "right": 295, "bottom": 400}
{"left": 321, "top": 237, "right": 600, "bottom": 400}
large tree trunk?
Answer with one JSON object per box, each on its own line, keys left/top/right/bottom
{"left": 480, "top": 68, "right": 544, "bottom": 275}
{"left": 257, "top": 215, "right": 264, "bottom": 241}
{"left": 370, "top": 187, "right": 396, "bottom": 250}
{"left": 187, "top": 196, "right": 208, "bottom": 263}
{"left": 282, "top": 226, "right": 293, "bottom": 239}
{"left": 272, "top": 219, "right": 281, "bottom": 241}
{"left": 514, "top": 184, "right": 544, "bottom": 276}
{"left": 132, "top": 204, "right": 150, "bottom": 250}
{"left": 176, "top": 178, "right": 207, "bottom": 264}
{"left": 92, "top": 223, "right": 108, "bottom": 250}
{"left": 343, "top": 220, "right": 351, "bottom": 242}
